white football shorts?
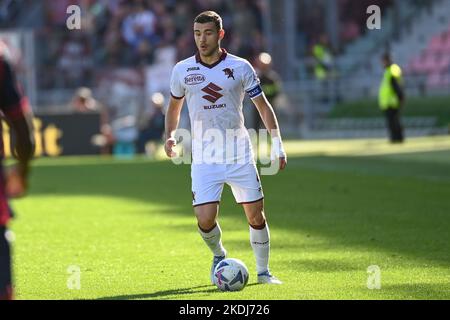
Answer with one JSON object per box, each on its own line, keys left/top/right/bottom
{"left": 191, "top": 163, "right": 264, "bottom": 207}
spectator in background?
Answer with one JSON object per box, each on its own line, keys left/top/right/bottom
{"left": 136, "top": 92, "right": 165, "bottom": 157}
{"left": 100, "top": 1, "right": 130, "bottom": 65}
{"left": 311, "top": 34, "right": 334, "bottom": 81}
{"left": 121, "top": 0, "right": 159, "bottom": 62}
{"left": 311, "top": 34, "right": 339, "bottom": 104}
{"left": 56, "top": 32, "right": 92, "bottom": 88}
{"left": 340, "top": 20, "right": 360, "bottom": 43}
{"left": 155, "top": 10, "right": 177, "bottom": 47}
{"left": 44, "top": 0, "right": 77, "bottom": 28}
{"left": 378, "top": 53, "right": 405, "bottom": 143}
{"left": 298, "top": 1, "right": 326, "bottom": 50}
{"left": 102, "top": 69, "right": 143, "bottom": 159}
{"left": 71, "top": 87, "right": 101, "bottom": 113}
{"left": 253, "top": 52, "right": 281, "bottom": 130}
{"left": 172, "top": 1, "right": 196, "bottom": 36}
{"left": 176, "top": 30, "right": 196, "bottom": 61}
{"left": 71, "top": 87, "right": 113, "bottom": 154}
{"left": 231, "top": 0, "right": 258, "bottom": 34}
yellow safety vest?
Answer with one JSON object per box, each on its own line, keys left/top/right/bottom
{"left": 379, "top": 64, "right": 403, "bottom": 110}
{"left": 313, "top": 44, "right": 331, "bottom": 80}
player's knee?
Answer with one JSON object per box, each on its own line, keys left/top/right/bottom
{"left": 195, "top": 214, "right": 216, "bottom": 231}
{"left": 197, "top": 219, "right": 216, "bottom": 232}
{"left": 194, "top": 204, "right": 218, "bottom": 228}
{"left": 247, "top": 212, "right": 266, "bottom": 228}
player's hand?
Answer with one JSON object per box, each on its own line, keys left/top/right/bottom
{"left": 279, "top": 156, "right": 287, "bottom": 171}
{"left": 164, "top": 137, "right": 177, "bottom": 158}
{"left": 271, "top": 155, "right": 287, "bottom": 172}
{"left": 271, "top": 137, "right": 287, "bottom": 172}
{"left": 5, "top": 164, "right": 28, "bottom": 198}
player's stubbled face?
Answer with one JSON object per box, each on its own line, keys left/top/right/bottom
{"left": 194, "top": 22, "right": 221, "bottom": 57}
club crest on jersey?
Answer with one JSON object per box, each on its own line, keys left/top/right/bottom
{"left": 223, "top": 68, "right": 235, "bottom": 80}
{"left": 184, "top": 74, "right": 205, "bottom": 85}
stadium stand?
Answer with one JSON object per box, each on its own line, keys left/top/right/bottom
{"left": 405, "top": 25, "right": 450, "bottom": 90}
{"left": 341, "top": 0, "right": 450, "bottom": 96}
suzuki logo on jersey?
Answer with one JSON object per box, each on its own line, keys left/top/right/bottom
{"left": 201, "top": 82, "right": 223, "bottom": 103}
{"left": 223, "top": 68, "right": 235, "bottom": 80}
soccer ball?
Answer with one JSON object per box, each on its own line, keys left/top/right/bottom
{"left": 213, "top": 258, "right": 249, "bottom": 291}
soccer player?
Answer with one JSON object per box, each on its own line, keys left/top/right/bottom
{"left": 164, "top": 11, "right": 287, "bottom": 285}
{"left": 0, "top": 46, "right": 35, "bottom": 300}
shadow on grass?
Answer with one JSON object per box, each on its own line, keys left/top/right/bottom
{"left": 95, "top": 283, "right": 260, "bottom": 300}
{"left": 24, "top": 155, "right": 450, "bottom": 268}
{"left": 95, "top": 285, "right": 216, "bottom": 300}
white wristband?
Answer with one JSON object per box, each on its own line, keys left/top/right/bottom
{"left": 271, "top": 136, "right": 286, "bottom": 161}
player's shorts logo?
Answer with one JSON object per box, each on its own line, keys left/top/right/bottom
{"left": 223, "top": 68, "right": 235, "bottom": 80}
{"left": 201, "top": 82, "right": 223, "bottom": 103}
{"left": 185, "top": 74, "right": 205, "bottom": 85}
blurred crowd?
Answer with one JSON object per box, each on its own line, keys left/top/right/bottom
{"left": 2, "top": 0, "right": 441, "bottom": 157}
{"left": 16, "top": 0, "right": 267, "bottom": 157}
{"left": 34, "top": 0, "right": 266, "bottom": 90}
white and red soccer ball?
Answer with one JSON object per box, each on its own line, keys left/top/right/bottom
{"left": 213, "top": 258, "right": 249, "bottom": 291}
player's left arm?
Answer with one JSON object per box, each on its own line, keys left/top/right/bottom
{"left": 0, "top": 59, "right": 35, "bottom": 197}
{"left": 251, "top": 93, "right": 287, "bottom": 170}
{"left": 391, "top": 76, "right": 405, "bottom": 106}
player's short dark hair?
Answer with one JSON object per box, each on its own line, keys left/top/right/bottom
{"left": 194, "top": 11, "right": 223, "bottom": 31}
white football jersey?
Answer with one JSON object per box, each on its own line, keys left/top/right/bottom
{"left": 170, "top": 49, "right": 263, "bottom": 164}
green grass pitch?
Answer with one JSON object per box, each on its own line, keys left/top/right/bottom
{"left": 8, "top": 137, "right": 450, "bottom": 300}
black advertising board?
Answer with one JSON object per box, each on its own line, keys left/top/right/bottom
{"left": 3, "top": 112, "right": 101, "bottom": 157}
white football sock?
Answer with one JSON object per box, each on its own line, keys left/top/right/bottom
{"left": 250, "top": 222, "right": 270, "bottom": 274}
{"left": 198, "top": 223, "right": 226, "bottom": 257}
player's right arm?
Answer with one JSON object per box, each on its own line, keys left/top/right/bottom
{"left": 164, "top": 95, "right": 184, "bottom": 158}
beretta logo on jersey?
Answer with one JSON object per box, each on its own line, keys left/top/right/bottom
{"left": 184, "top": 74, "right": 205, "bottom": 85}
